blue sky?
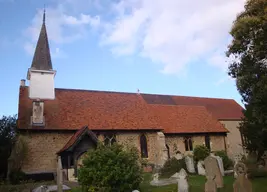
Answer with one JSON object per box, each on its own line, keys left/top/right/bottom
{"left": 0, "top": 0, "right": 246, "bottom": 117}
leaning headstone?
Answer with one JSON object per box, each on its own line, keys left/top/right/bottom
{"left": 204, "top": 155, "right": 223, "bottom": 188}
{"left": 233, "top": 162, "right": 252, "bottom": 192}
{"left": 57, "top": 156, "right": 63, "bottom": 192}
{"left": 205, "top": 174, "right": 217, "bottom": 192}
{"left": 185, "top": 156, "right": 195, "bottom": 173}
{"left": 197, "top": 161, "right": 206, "bottom": 176}
{"left": 177, "top": 168, "right": 188, "bottom": 192}
{"left": 214, "top": 155, "right": 224, "bottom": 176}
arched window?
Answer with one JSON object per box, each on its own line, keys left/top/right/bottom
{"left": 166, "top": 144, "right": 170, "bottom": 159}
{"left": 104, "top": 133, "right": 116, "bottom": 146}
{"left": 184, "top": 137, "right": 193, "bottom": 151}
{"left": 140, "top": 134, "right": 148, "bottom": 158}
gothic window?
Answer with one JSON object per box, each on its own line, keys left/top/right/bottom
{"left": 140, "top": 134, "right": 148, "bottom": 158}
{"left": 184, "top": 137, "right": 193, "bottom": 151}
{"left": 103, "top": 133, "right": 116, "bottom": 146}
{"left": 205, "top": 135, "right": 211, "bottom": 150}
{"left": 166, "top": 144, "right": 170, "bottom": 159}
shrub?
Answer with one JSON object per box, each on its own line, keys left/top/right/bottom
{"left": 78, "top": 143, "right": 143, "bottom": 192}
{"left": 193, "top": 145, "right": 209, "bottom": 162}
{"left": 214, "top": 150, "right": 234, "bottom": 170}
{"left": 159, "top": 157, "right": 186, "bottom": 178}
{"left": 242, "top": 155, "right": 267, "bottom": 179}
{"left": 8, "top": 170, "right": 26, "bottom": 185}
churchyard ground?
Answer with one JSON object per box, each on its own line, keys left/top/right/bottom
{"left": 70, "top": 173, "right": 267, "bottom": 192}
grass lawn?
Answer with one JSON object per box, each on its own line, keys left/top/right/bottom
{"left": 2, "top": 174, "right": 266, "bottom": 192}
{"left": 71, "top": 173, "right": 267, "bottom": 192}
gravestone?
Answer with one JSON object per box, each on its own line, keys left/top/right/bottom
{"left": 156, "top": 132, "right": 168, "bottom": 166}
{"left": 57, "top": 156, "right": 63, "bottom": 192}
{"left": 197, "top": 161, "right": 206, "bottom": 175}
{"left": 152, "top": 173, "right": 159, "bottom": 182}
{"left": 185, "top": 156, "right": 195, "bottom": 173}
{"left": 204, "top": 155, "right": 223, "bottom": 188}
{"left": 205, "top": 175, "right": 217, "bottom": 192}
{"left": 233, "top": 162, "right": 252, "bottom": 192}
{"left": 175, "top": 152, "right": 184, "bottom": 160}
{"left": 262, "top": 151, "right": 267, "bottom": 171}
{"left": 177, "top": 168, "right": 188, "bottom": 192}
{"left": 214, "top": 155, "right": 224, "bottom": 176}
{"left": 234, "top": 155, "right": 243, "bottom": 178}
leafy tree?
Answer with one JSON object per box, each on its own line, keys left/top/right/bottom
{"left": 0, "top": 115, "right": 17, "bottom": 179}
{"left": 226, "top": 0, "right": 267, "bottom": 159}
{"left": 78, "top": 143, "right": 143, "bottom": 192}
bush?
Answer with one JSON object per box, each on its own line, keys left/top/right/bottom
{"left": 193, "top": 145, "right": 210, "bottom": 162}
{"left": 214, "top": 150, "right": 234, "bottom": 170}
{"left": 8, "top": 170, "right": 26, "bottom": 185}
{"left": 159, "top": 157, "right": 186, "bottom": 178}
{"left": 242, "top": 155, "right": 267, "bottom": 179}
{"left": 78, "top": 143, "right": 143, "bottom": 192}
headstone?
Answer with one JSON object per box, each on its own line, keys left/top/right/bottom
{"left": 177, "top": 168, "right": 189, "bottom": 192}
{"left": 205, "top": 175, "right": 217, "bottom": 192}
{"left": 32, "top": 185, "right": 71, "bottom": 192}
{"left": 57, "top": 156, "right": 63, "bottom": 192}
{"left": 204, "top": 155, "right": 223, "bottom": 188}
{"left": 262, "top": 151, "right": 267, "bottom": 171}
{"left": 156, "top": 132, "right": 168, "bottom": 166}
{"left": 233, "top": 162, "right": 252, "bottom": 192}
{"left": 234, "top": 155, "right": 243, "bottom": 178}
{"left": 152, "top": 173, "right": 159, "bottom": 182}
{"left": 175, "top": 152, "right": 184, "bottom": 160}
{"left": 185, "top": 156, "right": 195, "bottom": 173}
{"left": 197, "top": 161, "right": 206, "bottom": 175}
{"left": 214, "top": 155, "right": 224, "bottom": 176}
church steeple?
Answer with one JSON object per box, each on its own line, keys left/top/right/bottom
{"left": 27, "top": 8, "right": 56, "bottom": 100}
{"left": 30, "top": 8, "right": 53, "bottom": 71}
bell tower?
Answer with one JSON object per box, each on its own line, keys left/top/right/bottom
{"left": 27, "top": 9, "right": 56, "bottom": 100}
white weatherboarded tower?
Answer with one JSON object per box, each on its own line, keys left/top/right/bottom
{"left": 27, "top": 9, "right": 56, "bottom": 100}
{"left": 25, "top": 10, "right": 56, "bottom": 126}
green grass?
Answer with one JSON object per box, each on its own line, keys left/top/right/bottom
{"left": 2, "top": 174, "right": 266, "bottom": 192}
{"left": 71, "top": 173, "right": 267, "bottom": 192}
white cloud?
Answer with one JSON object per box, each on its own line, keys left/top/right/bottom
{"left": 101, "top": 0, "right": 246, "bottom": 74}
{"left": 23, "top": 4, "right": 100, "bottom": 55}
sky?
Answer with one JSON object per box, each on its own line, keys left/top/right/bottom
{"left": 0, "top": 0, "right": 246, "bottom": 117}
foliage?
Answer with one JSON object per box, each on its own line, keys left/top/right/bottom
{"left": 159, "top": 157, "right": 186, "bottom": 178}
{"left": 8, "top": 136, "right": 28, "bottom": 173}
{"left": 214, "top": 150, "right": 234, "bottom": 170}
{"left": 0, "top": 115, "right": 17, "bottom": 180}
{"left": 193, "top": 145, "right": 210, "bottom": 162}
{"left": 242, "top": 154, "right": 267, "bottom": 179}
{"left": 8, "top": 170, "right": 26, "bottom": 185}
{"left": 226, "top": 0, "right": 267, "bottom": 159}
{"left": 77, "top": 143, "right": 143, "bottom": 192}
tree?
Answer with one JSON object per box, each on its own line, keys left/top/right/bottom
{"left": 226, "top": 0, "right": 267, "bottom": 159}
{"left": 0, "top": 115, "right": 17, "bottom": 179}
{"left": 78, "top": 143, "right": 143, "bottom": 192}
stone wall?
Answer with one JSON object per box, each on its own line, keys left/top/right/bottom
{"left": 165, "top": 135, "right": 226, "bottom": 158}
{"left": 21, "top": 131, "right": 159, "bottom": 174}
{"left": 116, "top": 132, "right": 158, "bottom": 164}
{"left": 220, "top": 120, "right": 244, "bottom": 159}
{"left": 21, "top": 132, "right": 73, "bottom": 173}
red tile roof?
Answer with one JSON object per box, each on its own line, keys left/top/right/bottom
{"left": 57, "top": 126, "right": 98, "bottom": 154}
{"left": 18, "top": 86, "right": 243, "bottom": 133}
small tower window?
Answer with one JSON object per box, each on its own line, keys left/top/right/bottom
{"left": 140, "top": 134, "right": 148, "bottom": 158}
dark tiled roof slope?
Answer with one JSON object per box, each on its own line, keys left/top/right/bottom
{"left": 18, "top": 87, "right": 243, "bottom": 133}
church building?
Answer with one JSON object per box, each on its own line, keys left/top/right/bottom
{"left": 17, "top": 11, "right": 245, "bottom": 181}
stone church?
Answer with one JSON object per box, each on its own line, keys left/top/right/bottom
{"left": 17, "top": 11, "right": 245, "bottom": 181}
